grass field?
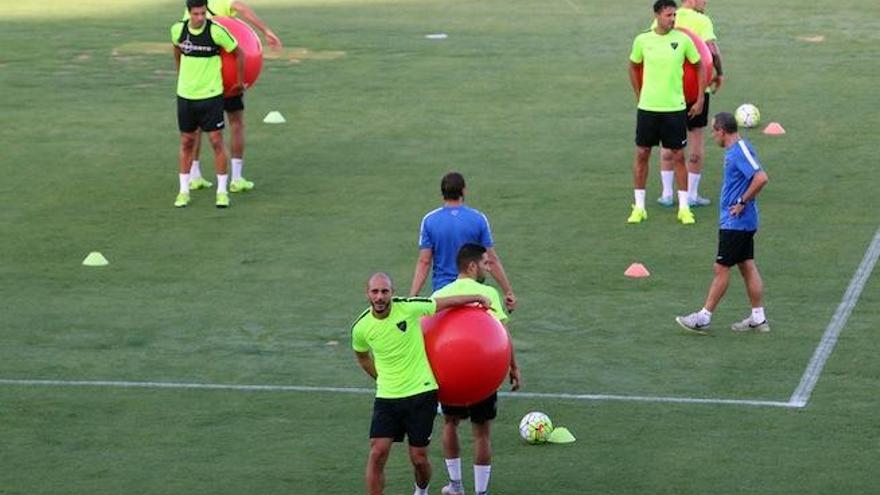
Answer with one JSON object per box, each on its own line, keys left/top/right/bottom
{"left": 2, "top": 0, "right": 879, "bottom": 493}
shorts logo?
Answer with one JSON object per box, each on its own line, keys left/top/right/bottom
{"left": 671, "top": 42, "right": 679, "bottom": 50}
{"left": 396, "top": 321, "right": 407, "bottom": 332}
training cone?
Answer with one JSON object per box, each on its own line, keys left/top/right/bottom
{"left": 547, "top": 427, "right": 576, "bottom": 444}
{"left": 624, "top": 263, "right": 650, "bottom": 278}
{"left": 82, "top": 251, "right": 109, "bottom": 267}
{"left": 763, "top": 122, "right": 786, "bottom": 135}
{"left": 263, "top": 111, "right": 286, "bottom": 124}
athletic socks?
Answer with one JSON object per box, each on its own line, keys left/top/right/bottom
{"left": 752, "top": 307, "right": 766, "bottom": 324}
{"left": 231, "top": 158, "right": 243, "bottom": 181}
{"left": 474, "top": 464, "right": 491, "bottom": 494}
{"left": 216, "top": 174, "right": 229, "bottom": 194}
{"left": 178, "top": 173, "right": 190, "bottom": 194}
{"left": 445, "top": 458, "right": 463, "bottom": 490}
{"left": 677, "top": 190, "right": 689, "bottom": 210}
{"left": 413, "top": 484, "right": 428, "bottom": 495}
{"left": 634, "top": 189, "right": 646, "bottom": 210}
{"left": 661, "top": 170, "right": 674, "bottom": 198}
{"left": 688, "top": 172, "right": 702, "bottom": 200}
{"left": 190, "top": 160, "right": 202, "bottom": 179}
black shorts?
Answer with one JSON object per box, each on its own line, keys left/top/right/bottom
{"left": 441, "top": 393, "right": 497, "bottom": 424}
{"left": 635, "top": 109, "right": 688, "bottom": 149}
{"left": 370, "top": 390, "right": 438, "bottom": 447}
{"left": 716, "top": 229, "right": 756, "bottom": 267}
{"left": 177, "top": 95, "right": 225, "bottom": 133}
{"left": 224, "top": 94, "right": 244, "bottom": 113}
{"left": 686, "top": 92, "right": 710, "bottom": 130}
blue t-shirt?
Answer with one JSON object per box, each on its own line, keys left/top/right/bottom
{"left": 719, "top": 139, "right": 762, "bottom": 231}
{"left": 418, "top": 205, "right": 494, "bottom": 291}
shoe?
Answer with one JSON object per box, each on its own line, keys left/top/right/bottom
{"left": 688, "top": 195, "right": 711, "bottom": 207}
{"left": 677, "top": 207, "right": 695, "bottom": 225}
{"left": 731, "top": 317, "right": 770, "bottom": 333}
{"left": 627, "top": 205, "right": 647, "bottom": 224}
{"left": 657, "top": 195, "right": 674, "bottom": 207}
{"left": 174, "top": 192, "right": 190, "bottom": 208}
{"left": 229, "top": 177, "right": 254, "bottom": 193}
{"left": 441, "top": 483, "right": 465, "bottom": 495}
{"left": 189, "top": 177, "right": 213, "bottom": 191}
{"left": 215, "top": 192, "right": 230, "bottom": 208}
{"left": 675, "top": 313, "right": 711, "bottom": 335}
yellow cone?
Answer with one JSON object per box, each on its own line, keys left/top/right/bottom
{"left": 263, "top": 111, "right": 286, "bottom": 124}
{"left": 82, "top": 251, "right": 109, "bottom": 266}
{"left": 547, "top": 426, "right": 576, "bottom": 444}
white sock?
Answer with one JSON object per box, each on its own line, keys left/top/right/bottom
{"left": 634, "top": 189, "right": 646, "bottom": 210}
{"left": 216, "top": 174, "right": 229, "bottom": 194}
{"left": 413, "top": 484, "right": 428, "bottom": 495}
{"left": 660, "top": 170, "right": 674, "bottom": 198}
{"left": 474, "top": 465, "right": 491, "bottom": 494}
{"left": 190, "top": 160, "right": 202, "bottom": 179}
{"left": 231, "top": 158, "right": 243, "bottom": 181}
{"left": 445, "top": 458, "right": 462, "bottom": 486}
{"left": 688, "top": 172, "right": 701, "bottom": 200}
{"left": 699, "top": 307, "right": 713, "bottom": 323}
{"left": 677, "top": 190, "right": 689, "bottom": 209}
{"left": 752, "top": 307, "right": 766, "bottom": 323}
{"left": 178, "top": 173, "right": 190, "bottom": 193}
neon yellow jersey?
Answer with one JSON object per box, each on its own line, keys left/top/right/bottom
{"left": 351, "top": 297, "right": 439, "bottom": 399}
{"left": 182, "top": 0, "right": 236, "bottom": 20}
{"left": 431, "top": 278, "right": 508, "bottom": 324}
{"left": 650, "top": 8, "right": 716, "bottom": 42}
{"left": 630, "top": 29, "right": 700, "bottom": 111}
{"left": 171, "top": 20, "right": 237, "bottom": 100}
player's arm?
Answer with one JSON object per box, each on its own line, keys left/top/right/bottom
{"left": 231, "top": 1, "right": 282, "bottom": 49}
{"left": 729, "top": 171, "right": 768, "bottom": 217}
{"left": 687, "top": 44, "right": 706, "bottom": 118}
{"left": 505, "top": 324, "right": 522, "bottom": 391}
{"left": 409, "top": 248, "right": 433, "bottom": 296}
{"left": 355, "top": 351, "right": 377, "bottom": 380}
{"left": 628, "top": 61, "right": 643, "bottom": 103}
{"left": 173, "top": 45, "right": 182, "bottom": 73}
{"left": 434, "top": 294, "right": 492, "bottom": 312}
{"left": 486, "top": 247, "right": 516, "bottom": 312}
{"left": 707, "top": 41, "right": 724, "bottom": 93}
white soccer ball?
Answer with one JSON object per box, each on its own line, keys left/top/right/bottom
{"left": 735, "top": 103, "right": 761, "bottom": 128}
{"left": 519, "top": 411, "right": 553, "bottom": 444}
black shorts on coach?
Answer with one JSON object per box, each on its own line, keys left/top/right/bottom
{"left": 686, "top": 92, "right": 710, "bottom": 130}
{"left": 177, "top": 95, "right": 225, "bottom": 133}
{"left": 635, "top": 109, "right": 688, "bottom": 149}
{"left": 224, "top": 94, "right": 245, "bottom": 113}
{"left": 716, "top": 229, "right": 756, "bottom": 267}
{"left": 441, "top": 392, "right": 498, "bottom": 424}
{"left": 370, "top": 390, "right": 438, "bottom": 447}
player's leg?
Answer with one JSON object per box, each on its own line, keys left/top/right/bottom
{"left": 661, "top": 110, "right": 694, "bottom": 224}
{"left": 368, "top": 397, "right": 405, "bottom": 495}
{"left": 657, "top": 147, "right": 675, "bottom": 206}
{"left": 732, "top": 233, "right": 769, "bottom": 332}
{"left": 367, "top": 438, "right": 393, "bottom": 495}
{"left": 439, "top": 405, "right": 465, "bottom": 495}
{"left": 188, "top": 131, "right": 212, "bottom": 190}
{"left": 687, "top": 93, "right": 711, "bottom": 206}
{"left": 404, "top": 391, "right": 438, "bottom": 495}
{"left": 199, "top": 96, "right": 230, "bottom": 208}
{"left": 677, "top": 230, "right": 736, "bottom": 334}
{"left": 469, "top": 394, "right": 497, "bottom": 495}
{"left": 225, "top": 96, "right": 254, "bottom": 192}
{"left": 629, "top": 110, "right": 658, "bottom": 223}
{"left": 175, "top": 97, "right": 200, "bottom": 207}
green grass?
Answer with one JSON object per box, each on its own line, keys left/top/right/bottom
{"left": 2, "top": 0, "right": 879, "bottom": 493}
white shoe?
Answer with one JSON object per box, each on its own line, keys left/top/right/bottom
{"left": 731, "top": 317, "right": 770, "bottom": 333}
{"left": 441, "top": 483, "right": 465, "bottom": 495}
{"left": 675, "top": 312, "right": 711, "bottom": 335}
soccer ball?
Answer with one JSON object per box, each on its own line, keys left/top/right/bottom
{"left": 519, "top": 411, "right": 553, "bottom": 444}
{"left": 735, "top": 103, "right": 761, "bottom": 128}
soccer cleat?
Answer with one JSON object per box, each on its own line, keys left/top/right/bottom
{"left": 627, "top": 205, "right": 648, "bottom": 224}
{"left": 174, "top": 192, "right": 191, "bottom": 208}
{"left": 441, "top": 483, "right": 465, "bottom": 495}
{"left": 229, "top": 177, "right": 255, "bottom": 193}
{"left": 215, "top": 192, "right": 230, "bottom": 208}
{"left": 657, "top": 195, "right": 674, "bottom": 207}
{"left": 677, "top": 207, "right": 696, "bottom": 225}
{"left": 731, "top": 317, "right": 770, "bottom": 333}
{"left": 689, "top": 195, "right": 712, "bottom": 207}
{"left": 189, "top": 177, "right": 213, "bottom": 191}
{"left": 675, "top": 313, "right": 711, "bottom": 335}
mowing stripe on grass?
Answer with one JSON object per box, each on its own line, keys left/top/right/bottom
{"left": 789, "top": 225, "right": 880, "bottom": 408}
{"left": 0, "top": 378, "right": 794, "bottom": 408}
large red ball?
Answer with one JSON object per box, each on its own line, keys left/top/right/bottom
{"left": 422, "top": 306, "right": 512, "bottom": 406}
{"left": 213, "top": 17, "right": 263, "bottom": 97}
{"left": 632, "top": 27, "right": 714, "bottom": 105}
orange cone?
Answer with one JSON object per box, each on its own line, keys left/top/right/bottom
{"left": 624, "top": 263, "right": 650, "bottom": 278}
{"left": 763, "top": 122, "right": 786, "bottom": 135}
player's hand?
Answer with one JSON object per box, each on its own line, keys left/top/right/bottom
{"left": 728, "top": 203, "right": 744, "bottom": 217}
{"left": 509, "top": 366, "right": 522, "bottom": 391}
{"left": 688, "top": 95, "right": 704, "bottom": 118}
{"left": 710, "top": 74, "right": 724, "bottom": 94}
{"left": 473, "top": 295, "right": 492, "bottom": 309}
{"left": 504, "top": 291, "right": 517, "bottom": 313}
{"left": 230, "top": 81, "right": 246, "bottom": 95}
{"left": 265, "top": 30, "right": 283, "bottom": 50}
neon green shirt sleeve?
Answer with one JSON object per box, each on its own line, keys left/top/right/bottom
{"left": 210, "top": 22, "right": 238, "bottom": 52}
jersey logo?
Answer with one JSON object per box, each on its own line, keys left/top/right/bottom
{"left": 671, "top": 42, "right": 679, "bottom": 50}
{"left": 396, "top": 321, "right": 407, "bottom": 332}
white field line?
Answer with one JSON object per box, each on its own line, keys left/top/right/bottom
{"left": 561, "top": 0, "right": 581, "bottom": 14}
{"left": 789, "top": 226, "right": 880, "bottom": 407}
{"left": 0, "top": 378, "right": 793, "bottom": 408}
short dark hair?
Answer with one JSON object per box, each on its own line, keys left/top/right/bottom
{"left": 187, "top": 0, "right": 208, "bottom": 11}
{"left": 441, "top": 172, "right": 466, "bottom": 200}
{"left": 713, "top": 112, "right": 738, "bottom": 134}
{"left": 457, "top": 243, "right": 486, "bottom": 273}
{"left": 653, "top": 0, "right": 677, "bottom": 13}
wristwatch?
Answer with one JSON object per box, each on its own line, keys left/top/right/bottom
{"left": 735, "top": 197, "right": 745, "bottom": 206}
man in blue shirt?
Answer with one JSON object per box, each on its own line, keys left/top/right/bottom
{"left": 676, "top": 112, "right": 770, "bottom": 334}
{"left": 410, "top": 172, "right": 517, "bottom": 312}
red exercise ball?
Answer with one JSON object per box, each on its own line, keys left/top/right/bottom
{"left": 422, "top": 306, "right": 512, "bottom": 406}
{"left": 213, "top": 17, "right": 263, "bottom": 97}
{"left": 632, "top": 27, "right": 714, "bottom": 105}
